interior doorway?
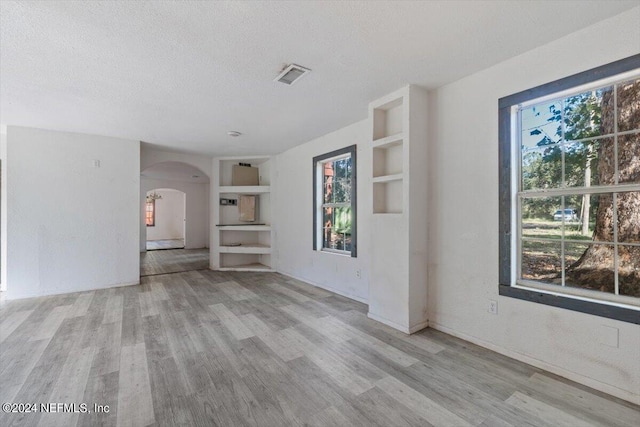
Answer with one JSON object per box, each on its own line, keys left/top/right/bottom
{"left": 140, "top": 161, "right": 210, "bottom": 277}
{"left": 145, "top": 188, "right": 186, "bottom": 251}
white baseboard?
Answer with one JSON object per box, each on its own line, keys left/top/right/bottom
{"left": 430, "top": 321, "right": 639, "bottom": 406}
{"left": 277, "top": 270, "right": 368, "bottom": 304}
{"left": 3, "top": 279, "right": 141, "bottom": 301}
{"left": 408, "top": 319, "right": 430, "bottom": 334}
{"left": 367, "top": 312, "right": 428, "bottom": 334}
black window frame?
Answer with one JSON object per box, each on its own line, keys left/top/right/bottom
{"left": 313, "top": 145, "right": 357, "bottom": 257}
{"left": 498, "top": 54, "right": 640, "bottom": 324}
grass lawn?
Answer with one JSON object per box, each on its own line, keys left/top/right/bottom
{"left": 521, "top": 219, "right": 601, "bottom": 282}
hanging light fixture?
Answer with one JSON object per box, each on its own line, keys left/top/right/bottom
{"left": 146, "top": 191, "right": 163, "bottom": 203}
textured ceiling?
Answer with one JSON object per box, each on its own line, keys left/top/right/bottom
{"left": 1, "top": 1, "right": 637, "bottom": 156}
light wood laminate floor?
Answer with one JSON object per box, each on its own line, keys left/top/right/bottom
{"left": 1, "top": 270, "right": 638, "bottom": 427}
{"left": 140, "top": 248, "right": 209, "bottom": 277}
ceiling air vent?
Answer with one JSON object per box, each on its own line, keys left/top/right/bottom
{"left": 274, "top": 64, "right": 311, "bottom": 85}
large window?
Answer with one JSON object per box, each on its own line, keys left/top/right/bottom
{"left": 145, "top": 199, "right": 155, "bottom": 227}
{"left": 499, "top": 55, "right": 639, "bottom": 323}
{"left": 313, "top": 145, "right": 357, "bottom": 257}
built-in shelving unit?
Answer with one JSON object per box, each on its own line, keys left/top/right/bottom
{"left": 368, "top": 85, "right": 429, "bottom": 334}
{"left": 211, "top": 156, "right": 276, "bottom": 272}
{"left": 219, "top": 185, "right": 270, "bottom": 194}
{"left": 372, "top": 100, "right": 405, "bottom": 213}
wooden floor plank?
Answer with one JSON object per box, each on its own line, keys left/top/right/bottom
{"left": 0, "top": 310, "right": 34, "bottom": 343}
{"left": 506, "top": 391, "right": 598, "bottom": 427}
{"left": 210, "top": 303, "right": 255, "bottom": 340}
{"left": 67, "top": 292, "right": 95, "bottom": 318}
{"left": 29, "top": 305, "right": 71, "bottom": 341}
{"left": 116, "top": 343, "right": 155, "bottom": 427}
{"left": 39, "top": 346, "right": 96, "bottom": 427}
{"left": 376, "top": 375, "right": 473, "bottom": 427}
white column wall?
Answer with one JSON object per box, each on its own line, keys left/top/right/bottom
{"left": 6, "top": 126, "right": 140, "bottom": 299}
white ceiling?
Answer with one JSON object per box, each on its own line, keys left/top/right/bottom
{"left": 142, "top": 161, "right": 209, "bottom": 184}
{"left": 1, "top": 1, "right": 637, "bottom": 156}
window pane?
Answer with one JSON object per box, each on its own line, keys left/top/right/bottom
{"left": 323, "top": 181, "right": 334, "bottom": 203}
{"left": 563, "top": 194, "right": 612, "bottom": 243}
{"left": 563, "top": 137, "right": 612, "bottom": 188}
{"left": 344, "top": 233, "right": 352, "bottom": 252}
{"left": 323, "top": 161, "right": 335, "bottom": 202}
{"left": 618, "top": 133, "right": 640, "bottom": 184}
{"left": 333, "top": 178, "right": 351, "bottom": 203}
{"left": 323, "top": 227, "right": 345, "bottom": 251}
{"left": 335, "top": 157, "right": 352, "bottom": 179}
{"left": 521, "top": 101, "right": 562, "bottom": 149}
{"left": 616, "top": 78, "right": 640, "bottom": 133}
{"left": 334, "top": 206, "right": 351, "bottom": 235}
{"left": 323, "top": 227, "right": 334, "bottom": 249}
{"left": 521, "top": 197, "right": 563, "bottom": 240}
{"left": 521, "top": 101, "right": 564, "bottom": 191}
{"left": 322, "top": 206, "right": 351, "bottom": 252}
{"left": 521, "top": 240, "right": 561, "bottom": 285}
{"left": 565, "top": 243, "right": 614, "bottom": 293}
{"left": 563, "top": 86, "right": 613, "bottom": 141}
{"left": 323, "top": 207, "right": 334, "bottom": 229}
{"left": 619, "top": 245, "right": 640, "bottom": 298}
{"left": 521, "top": 145, "right": 562, "bottom": 191}
{"left": 616, "top": 191, "right": 640, "bottom": 244}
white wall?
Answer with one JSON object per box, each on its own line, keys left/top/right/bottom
{"left": 146, "top": 189, "right": 185, "bottom": 241}
{"left": 141, "top": 147, "right": 212, "bottom": 177}
{"left": 6, "top": 126, "right": 140, "bottom": 299}
{"left": 275, "top": 121, "right": 371, "bottom": 302}
{"left": 1, "top": 131, "right": 7, "bottom": 291}
{"left": 427, "top": 8, "right": 640, "bottom": 404}
{"left": 140, "top": 179, "right": 209, "bottom": 250}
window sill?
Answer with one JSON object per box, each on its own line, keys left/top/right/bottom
{"left": 320, "top": 248, "right": 353, "bottom": 257}
{"left": 499, "top": 284, "right": 640, "bottom": 324}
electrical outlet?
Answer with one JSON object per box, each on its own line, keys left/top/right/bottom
{"left": 488, "top": 300, "right": 498, "bottom": 315}
{"left": 355, "top": 269, "right": 361, "bottom": 279}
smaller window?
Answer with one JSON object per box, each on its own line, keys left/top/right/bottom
{"left": 145, "top": 199, "right": 155, "bottom": 227}
{"left": 313, "top": 145, "right": 357, "bottom": 257}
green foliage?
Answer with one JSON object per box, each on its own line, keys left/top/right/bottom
{"left": 521, "top": 89, "right": 609, "bottom": 219}
{"left": 335, "top": 206, "right": 352, "bottom": 234}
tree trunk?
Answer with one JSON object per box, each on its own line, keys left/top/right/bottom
{"left": 566, "top": 79, "right": 640, "bottom": 297}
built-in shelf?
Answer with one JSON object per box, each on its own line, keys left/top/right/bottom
{"left": 219, "top": 244, "right": 271, "bottom": 254}
{"left": 373, "top": 180, "right": 403, "bottom": 214}
{"left": 213, "top": 156, "right": 276, "bottom": 272}
{"left": 368, "top": 85, "right": 429, "bottom": 334}
{"left": 372, "top": 94, "right": 405, "bottom": 213}
{"left": 216, "top": 225, "right": 271, "bottom": 231}
{"left": 372, "top": 174, "right": 403, "bottom": 184}
{"left": 219, "top": 185, "right": 270, "bottom": 194}
{"left": 372, "top": 97, "right": 404, "bottom": 141}
{"left": 372, "top": 133, "right": 403, "bottom": 148}
{"left": 218, "top": 263, "right": 274, "bottom": 272}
